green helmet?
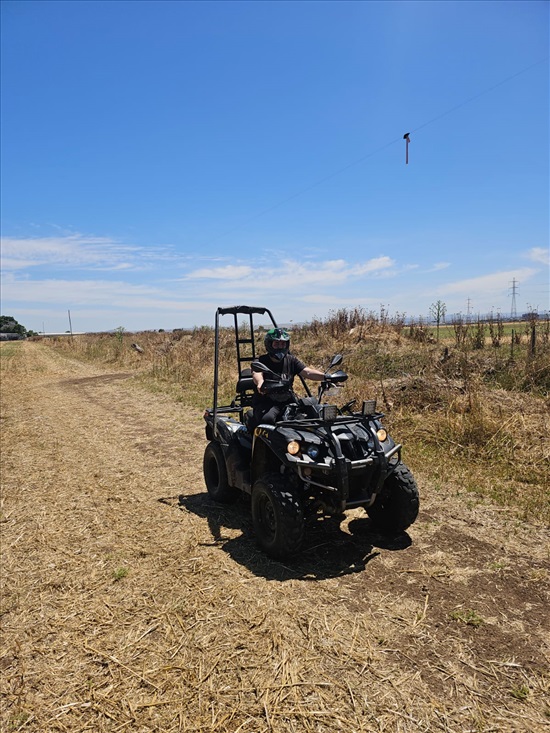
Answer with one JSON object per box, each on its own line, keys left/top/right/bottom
{"left": 264, "top": 327, "right": 290, "bottom": 361}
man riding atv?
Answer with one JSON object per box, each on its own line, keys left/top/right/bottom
{"left": 250, "top": 328, "right": 326, "bottom": 428}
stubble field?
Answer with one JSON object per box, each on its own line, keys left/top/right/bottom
{"left": 1, "top": 336, "right": 549, "bottom": 732}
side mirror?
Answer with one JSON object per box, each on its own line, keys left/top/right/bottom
{"left": 251, "top": 361, "right": 270, "bottom": 373}
{"left": 329, "top": 354, "right": 343, "bottom": 368}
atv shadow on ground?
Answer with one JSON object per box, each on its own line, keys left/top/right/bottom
{"left": 170, "top": 492, "right": 412, "bottom": 582}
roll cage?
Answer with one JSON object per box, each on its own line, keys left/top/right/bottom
{"left": 211, "top": 305, "right": 312, "bottom": 439}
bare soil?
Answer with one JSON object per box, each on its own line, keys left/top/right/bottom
{"left": 1, "top": 342, "right": 549, "bottom": 732}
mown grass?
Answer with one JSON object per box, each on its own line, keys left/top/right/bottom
{"left": 39, "top": 309, "right": 550, "bottom": 522}
{"left": 0, "top": 343, "right": 20, "bottom": 362}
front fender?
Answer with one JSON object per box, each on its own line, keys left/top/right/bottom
{"left": 251, "top": 425, "right": 296, "bottom": 484}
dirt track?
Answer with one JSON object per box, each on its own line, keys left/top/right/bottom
{"left": 1, "top": 342, "right": 549, "bottom": 732}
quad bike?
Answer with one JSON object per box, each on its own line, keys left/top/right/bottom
{"left": 203, "top": 305, "right": 419, "bottom": 559}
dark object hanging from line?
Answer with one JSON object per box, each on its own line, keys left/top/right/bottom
{"left": 403, "top": 133, "right": 411, "bottom": 164}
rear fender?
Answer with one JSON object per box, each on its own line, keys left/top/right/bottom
{"left": 214, "top": 415, "right": 244, "bottom": 445}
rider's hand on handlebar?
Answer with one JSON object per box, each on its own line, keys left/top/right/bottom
{"left": 324, "top": 370, "right": 348, "bottom": 384}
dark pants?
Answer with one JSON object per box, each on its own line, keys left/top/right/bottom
{"left": 250, "top": 398, "right": 289, "bottom": 430}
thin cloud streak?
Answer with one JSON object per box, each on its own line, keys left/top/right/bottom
{"left": 0, "top": 234, "right": 177, "bottom": 272}
{"left": 2, "top": 278, "right": 162, "bottom": 304}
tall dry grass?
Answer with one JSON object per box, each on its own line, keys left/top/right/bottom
{"left": 42, "top": 310, "right": 550, "bottom": 522}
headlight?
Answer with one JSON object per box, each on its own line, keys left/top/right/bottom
{"left": 376, "top": 428, "right": 388, "bottom": 442}
{"left": 362, "top": 399, "right": 377, "bottom": 415}
{"left": 322, "top": 405, "right": 338, "bottom": 421}
{"left": 287, "top": 440, "right": 301, "bottom": 455}
{"left": 306, "top": 445, "right": 320, "bottom": 460}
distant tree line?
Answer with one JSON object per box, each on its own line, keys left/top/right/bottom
{"left": 0, "top": 316, "right": 37, "bottom": 339}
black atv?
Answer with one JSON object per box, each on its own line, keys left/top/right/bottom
{"left": 203, "top": 305, "right": 419, "bottom": 559}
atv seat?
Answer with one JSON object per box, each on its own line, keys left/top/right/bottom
{"left": 236, "top": 368, "right": 255, "bottom": 408}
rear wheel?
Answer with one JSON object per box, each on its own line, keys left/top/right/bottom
{"left": 366, "top": 463, "right": 419, "bottom": 532}
{"left": 251, "top": 474, "right": 304, "bottom": 559}
{"left": 203, "top": 442, "right": 238, "bottom": 503}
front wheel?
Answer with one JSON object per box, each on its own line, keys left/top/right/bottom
{"left": 366, "top": 463, "right": 419, "bottom": 533}
{"left": 203, "top": 442, "right": 238, "bottom": 503}
{"left": 251, "top": 474, "right": 304, "bottom": 559}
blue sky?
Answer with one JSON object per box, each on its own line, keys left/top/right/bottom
{"left": 1, "top": 0, "right": 548, "bottom": 333}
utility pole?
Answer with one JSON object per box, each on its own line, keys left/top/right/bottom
{"left": 68, "top": 310, "right": 73, "bottom": 337}
{"left": 509, "top": 278, "right": 519, "bottom": 321}
{"left": 466, "top": 298, "right": 472, "bottom": 322}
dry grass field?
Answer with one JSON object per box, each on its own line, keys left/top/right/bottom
{"left": 1, "top": 319, "right": 549, "bottom": 732}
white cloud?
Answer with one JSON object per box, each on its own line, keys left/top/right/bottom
{"left": 188, "top": 265, "right": 254, "bottom": 279}
{"left": 1, "top": 258, "right": 44, "bottom": 270}
{"left": 4, "top": 228, "right": 545, "bottom": 333}
{"left": 264, "top": 260, "right": 349, "bottom": 288}
{"left": 526, "top": 247, "right": 549, "bottom": 266}
{"left": 301, "top": 293, "right": 380, "bottom": 307}
{"left": 186, "top": 256, "right": 395, "bottom": 290}
{"left": 301, "top": 294, "right": 347, "bottom": 304}
{"left": 441, "top": 268, "right": 537, "bottom": 296}
{"left": 355, "top": 256, "right": 395, "bottom": 275}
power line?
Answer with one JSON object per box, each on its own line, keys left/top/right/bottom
{"left": 410, "top": 57, "right": 548, "bottom": 136}
{"left": 201, "top": 56, "right": 548, "bottom": 247}
{"left": 202, "top": 137, "right": 402, "bottom": 245}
